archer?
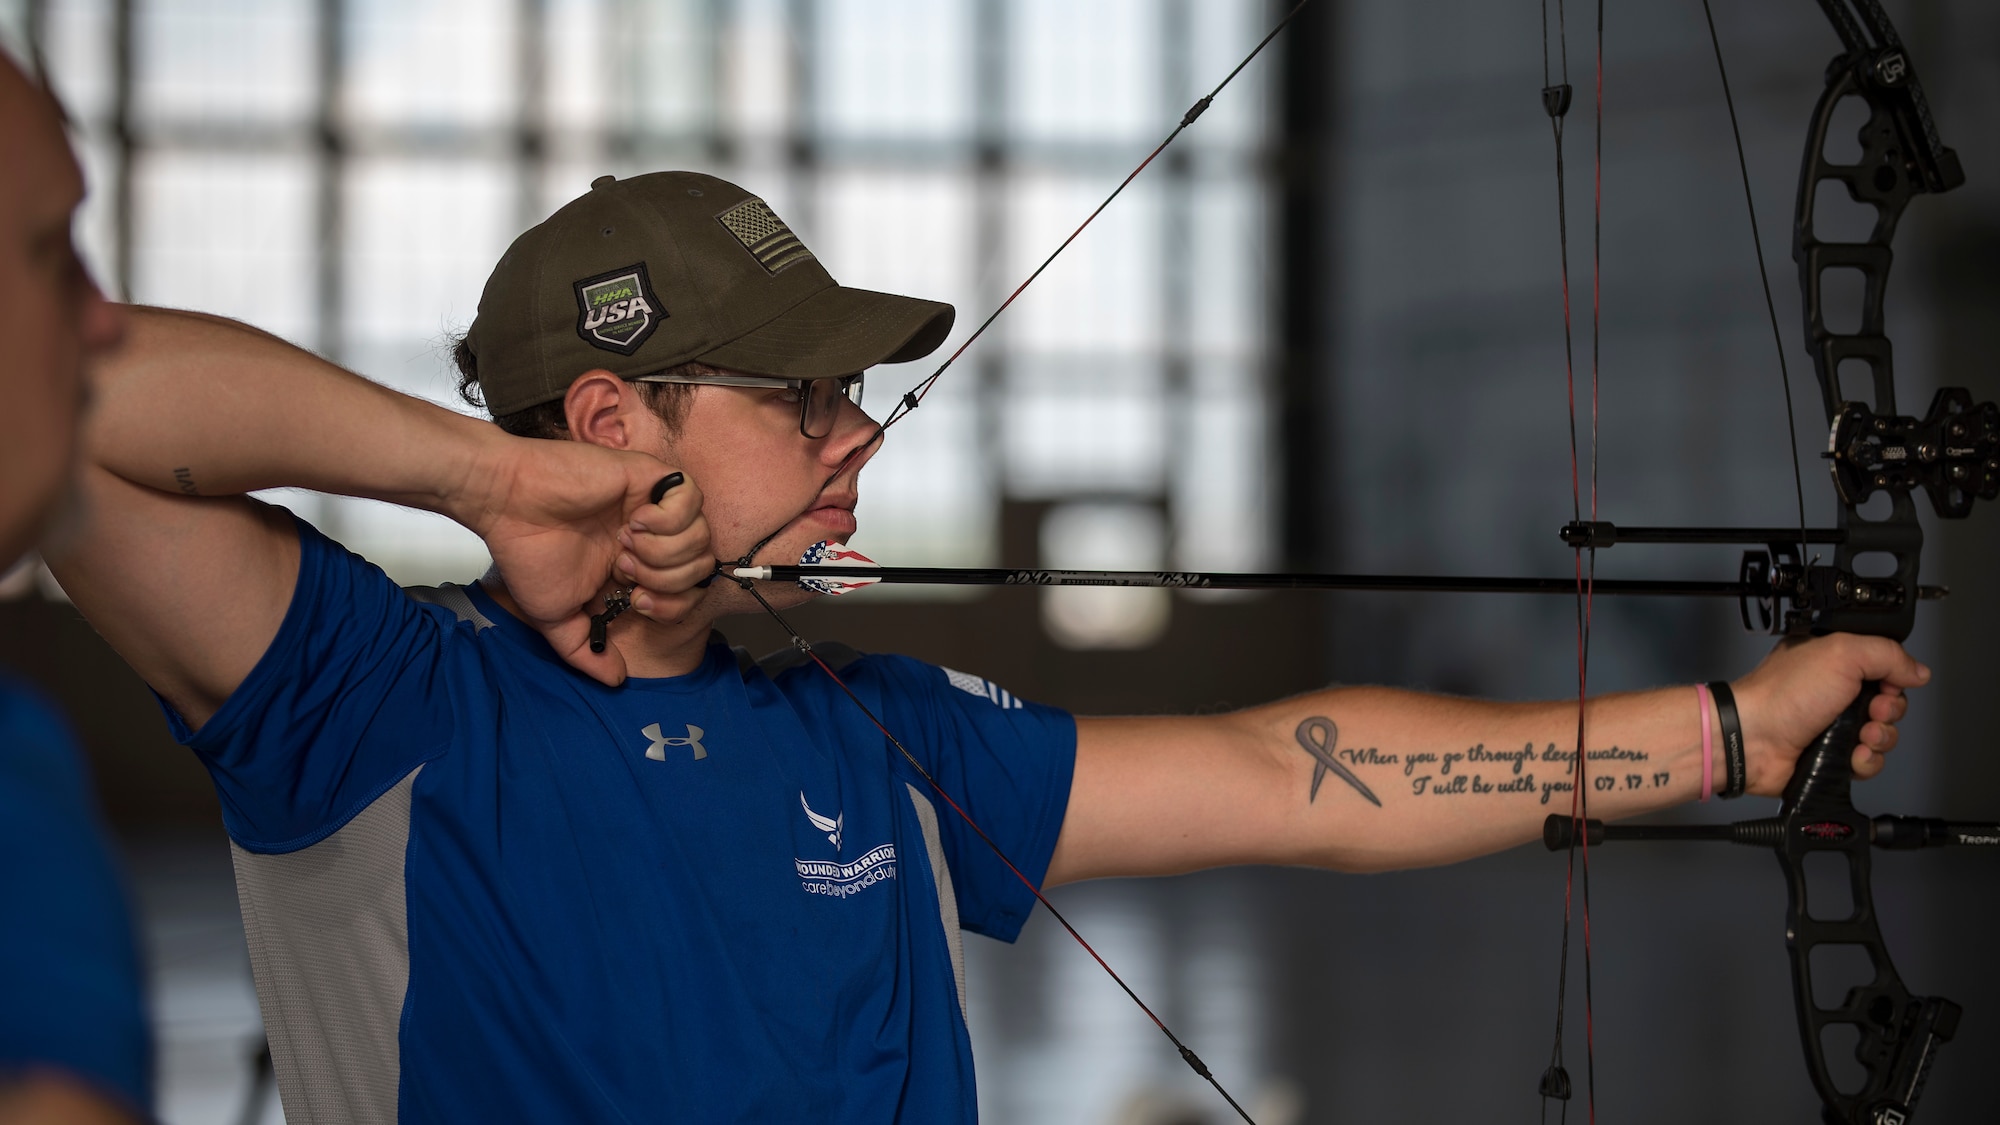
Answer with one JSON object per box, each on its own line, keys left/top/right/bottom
{"left": 45, "top": 170, "right": 1927, "bottom": 1123}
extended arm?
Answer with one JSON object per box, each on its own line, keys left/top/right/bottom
{"left": 1046, "top": 634, "right": 1926, "bottom": 884}
{"left": 45, "top": 308, "right": 705, "bottom": 727}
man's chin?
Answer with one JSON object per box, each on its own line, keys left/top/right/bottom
{"left": 756, "top": 526, "right": 861, "bottom": 570}
{"left": 713, "top": 579, "right": 818, "bottom": 619}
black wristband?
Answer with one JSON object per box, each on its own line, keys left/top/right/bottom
{"left": 1706, "top": 680, "right": 1747, "bottom": 799}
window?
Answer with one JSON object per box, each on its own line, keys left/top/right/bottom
{"left": 12, "top": 0, "right": 1278, "bottom": 645}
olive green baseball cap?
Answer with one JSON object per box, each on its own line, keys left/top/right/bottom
{"left": 463, "top": 171, "right": 956, "bottom": 416}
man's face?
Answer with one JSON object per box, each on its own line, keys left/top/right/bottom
{"left": 657, "top": 379, "right": 883, "bottom": 609}
{"left": 0, "top": 59, "right": 123, "bottom": 569}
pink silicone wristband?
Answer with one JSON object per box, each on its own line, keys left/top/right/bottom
{"left": 1695, "top": 683, "right": 1714, "bottom": 802}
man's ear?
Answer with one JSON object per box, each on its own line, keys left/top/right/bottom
{"left": 563, "top": 370, "right": 644, "bottom": 449}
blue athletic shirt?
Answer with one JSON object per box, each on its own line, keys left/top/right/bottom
{"left": 166, "top": 513, "right": 1076, "bottom": 1124}
{"left": 0, "top": 674, "right": 152, "bottom": 1114}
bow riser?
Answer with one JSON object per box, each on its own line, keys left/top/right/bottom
{"left": 1781, "top": 20, "right": 1975, "bottom": 1122}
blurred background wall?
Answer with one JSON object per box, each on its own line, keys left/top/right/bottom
{"left": 0, "top": 0, "right": 1993, "bottom": 1122}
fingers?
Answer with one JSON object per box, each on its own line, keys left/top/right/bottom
{"left": 617, "top": 524, "right": 712, "bottom": 575}
{"left": 1846, "top": 633, "right": 1932, "bottom": 690}
{"left": 1742, "top": 633, "right": 1927, "bottom": 795}
{"left": 621, "top": 472, "right": 714, "bottom": 623}
{"left": 1847, "top": 638, "right": 1920, "bottom": 782}
{"left": 1867, "top": 687, "right": 1909, "bottom": 725}
{"left": 1850, "top": 696, "right": 1908, "bottom": 780}
{"left": 626, "top": 474, "right": 708, "bottom": 554}
{"left": 615, "top": 554, "right": 714, "bottom": 621}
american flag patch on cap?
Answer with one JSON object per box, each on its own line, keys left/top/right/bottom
{"left": 716, "top": 198, "right": 816, "bottom": 275}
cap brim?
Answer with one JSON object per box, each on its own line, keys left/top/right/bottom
{"left": 695, "top": 285, "right": 955, "bottom": 379}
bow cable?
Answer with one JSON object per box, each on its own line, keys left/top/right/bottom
{"left": 1695, "top": 0, "right": 1814, "bottom": 570}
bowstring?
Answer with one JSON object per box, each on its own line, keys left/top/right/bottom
{"left": 1542, "top": 6, "right": 1813, "bottom": 1122}
{"left": 729, "top": 6, "right": 1320, "bottom": 1121}
{"left": 1581, "top": 5, "right": 1604, "bottom": 1120}
{"left": 1541, "top": 0, "right": 1603, "bottom": 1119}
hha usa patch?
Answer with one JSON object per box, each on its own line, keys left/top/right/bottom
{"left": 574, "top": 263, "right": 665, "bottom": 354}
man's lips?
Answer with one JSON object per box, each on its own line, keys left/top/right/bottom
{"left": 804, "top": 497, "right": 858, "bottom": 532}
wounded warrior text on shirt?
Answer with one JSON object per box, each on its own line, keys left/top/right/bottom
{"left": 795, "top": 843, "right": 897, "bottom": 899}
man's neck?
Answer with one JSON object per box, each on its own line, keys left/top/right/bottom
{"left": 477, "top": 574, "right": 717, "bottom": 679}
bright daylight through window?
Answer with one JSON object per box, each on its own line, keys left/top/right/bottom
{"left": 6, "top": 0, "right": 1277, "bottom": 649}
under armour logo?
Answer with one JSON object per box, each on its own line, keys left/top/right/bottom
{"left": 643, "top": 722, "right": 706, "bottom": 761}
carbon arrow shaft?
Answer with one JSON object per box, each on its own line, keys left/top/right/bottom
{"left": 730, "top": 564, "right": 1772, "bottom": 597}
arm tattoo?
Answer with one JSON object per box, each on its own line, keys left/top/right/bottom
{"left": 172, "top": 467, "right": 199, "bottom": 496}
{"left": 1294, "top": 717, "right": 1382, "bottom": 807}
{"left": 1292, "top": 719, "right": 1670, "bottom": 807}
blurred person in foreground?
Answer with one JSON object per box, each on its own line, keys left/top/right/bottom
{"left": 0, "top": 49, "right": 151, "bottom": 1125}
{"left": 44, "top": 169, "right": 1927, "bottom": 1123}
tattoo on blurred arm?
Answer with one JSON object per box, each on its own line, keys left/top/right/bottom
{"left": 172, "top": 467, "right": 198, "bottom": 496}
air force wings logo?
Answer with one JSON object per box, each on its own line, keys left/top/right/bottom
{"left": 800, "top": 791, "right": 843, "bottom": 850}
{"left": 574, "top": 263, "right": 664, "bottom": 354}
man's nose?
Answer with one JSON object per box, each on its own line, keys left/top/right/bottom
{"left": 820, "top": 396, "right": 883, "bottom": 471}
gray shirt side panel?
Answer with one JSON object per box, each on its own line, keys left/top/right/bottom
{"left": 230, "top": 765, "right": 420, "bottom": 1125}
{"left": 905, "top": 783, "right": 968, "bottom": 1022}
{"left": 401, "top": 584, "right": 495, "bottom": 631}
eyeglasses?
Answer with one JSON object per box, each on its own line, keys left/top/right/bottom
{"left": 631, "top": 371, "right": 865, "bottom": 439}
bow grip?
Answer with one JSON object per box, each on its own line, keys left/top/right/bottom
{"left": 1782, "top": 682, "right": 1874, "bottom": 814}
{"left": 1778, "top": 684, "right": 1959, "bottom": 1124}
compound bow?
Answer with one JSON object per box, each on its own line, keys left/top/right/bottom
{"left": 716, "top": 2, "right": 2000, "bottom": 1122}
{"left": 1539, "top": 3, "right": 1999, "bottom": 1124}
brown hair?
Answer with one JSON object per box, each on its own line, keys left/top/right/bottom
{"left": 450, "top": 332, "right": 702, "bottom": 440}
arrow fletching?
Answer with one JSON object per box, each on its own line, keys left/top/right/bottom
{"left": 797, "top": 541, "right": 882, "bottom": 596}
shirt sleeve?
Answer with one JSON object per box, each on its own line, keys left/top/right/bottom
{"left": 863, "top": 655, "right": 1076, "bottom": 944}
{"left": 163, "top": 511, "right": 458, "bottom": 853}
{"left": 0, "top": 677, "right": 152, "bottom": 1114}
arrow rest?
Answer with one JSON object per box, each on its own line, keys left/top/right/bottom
{"left": 1740, "top": 550, "right": 1779, "bottom": 632}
